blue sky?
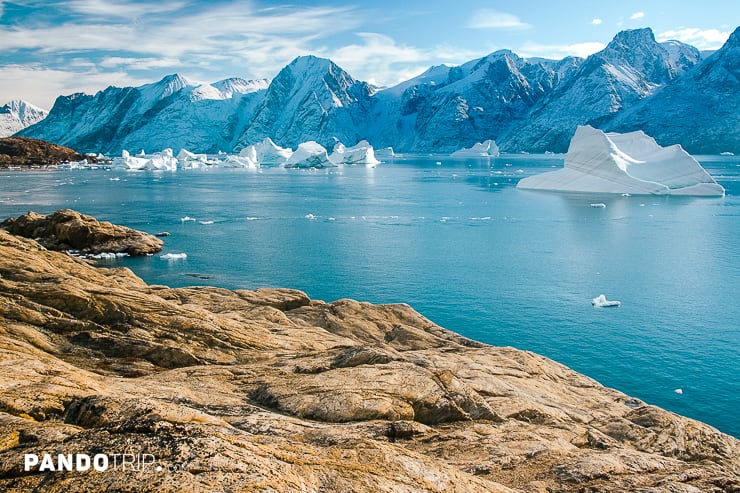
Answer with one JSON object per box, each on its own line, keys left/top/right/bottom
{"left": 0, "top": 0, "right": 737, "bottom": 109}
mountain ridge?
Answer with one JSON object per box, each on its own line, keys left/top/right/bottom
{"left": 17, "top": 26, "right": 740, "bottom": 155}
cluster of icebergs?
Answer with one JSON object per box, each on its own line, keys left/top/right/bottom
{"left": 517, "top": 126, "right": 725, "bottom": 196}
{"left": 110, "top": 138, "right": 382, "bottom": 171}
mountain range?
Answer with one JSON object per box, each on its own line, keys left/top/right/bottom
{"left": 16, "top": 26, "right": 740, "bottom": 155}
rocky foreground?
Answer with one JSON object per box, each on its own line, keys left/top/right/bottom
{"left": 0, "top": 215, "right": 737, "bottom": 492}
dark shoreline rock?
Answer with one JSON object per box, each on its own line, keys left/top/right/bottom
{"left": 0, "top": 213, "right": 737, "bottom": 492}
{"left": 0, "top": 136, "right": 99, "bottom": 168}
{"left": 0, "top": 209, "right": 162, "bottom": 255}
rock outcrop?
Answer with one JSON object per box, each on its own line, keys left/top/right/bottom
{"left": 0, "top": 137, "right": 94, "bottom": 167}
{"left": 0, "top": 216, "right": 737, "bottom": 492}
{"left": 0, "top": 209, "right": 162, "bottom": 255}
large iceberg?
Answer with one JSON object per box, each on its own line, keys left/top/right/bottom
{"left": 284, "top": 141, "right": 336, "bottom": 168}
{"left": 451, "top": 140, "right": 500, "bottom": 157}
{"left": 517, "top": 126, "right": 724, "bottom": 196}
{"left": 240, "top": 137, "right": 293, "bottom": 166}
{"left": 329, "top": 140, "right": 380, "bottom": 166}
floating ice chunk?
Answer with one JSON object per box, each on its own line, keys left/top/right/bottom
{"left": 145, "top": 148, "right": 178, "bottom": 170}
{"left": 180, "top": 216, "right": 196, "bottom": 222}
{"left": 517, "top": 126, "right": 725, "bottom": 196}
{"left": 592, "top": 294, "right": 621, "bottom": 307}
{"left": 89, "top": 252, "right": 129, "bottom": 260}
{"left": 178, "top": 149, "right": 212, "bottom": 168}
{"left": 161, "top": 253, "right": 187, "bottom": 260}
{"left": 305, "top": 214, "right": 317, "bottom": 220}
{"left": 111, "top": 149, "right": 149, "bottom": 170}
{"left": 374, "top": 147, "right": 395, "bottom": 159}
{"left": 590, "top": 203, "right": 607, "bottom": 208}
{"left": 284, "top": 141, "right": 335, "bottom": 168}
{"left": 199, "top": 220, "right": 214, "bottom": 225}
{"left": 221, "top": 154, "right": 258, "bottom": 168}
{"left": 329, "top": 140, "right": 380, "bottom": 166}
{"left": 155, "top": 231, "right": 170, "bottom": 237}
{"left": 674, "top": 388, "right": 683, "bottom": 395}
{"left": 451, "top": 139, "right": 500, "bottom": 157}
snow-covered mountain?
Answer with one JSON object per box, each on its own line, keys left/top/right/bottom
{"left": 498, "top": 28, "right": 702, "bottom": 152}
{"left": 18, "top": 27, "right": 739, "bottom": 155}
{"left": 366, "top": 51, "right": 582, "bottom": 152}
{"left": 20, "top": 75, "right": 268, "bottom": 153}
{"left": 604, "top": 26, "right": 740, "bottom": 154}
{"left": 0, "top": 100, "right": 47, "bottom": 137}
{"left": 234, "top": 55, "right": 375, "bottom": 151}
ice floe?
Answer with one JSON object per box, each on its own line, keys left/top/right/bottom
{"left": 517, "top": 126, "right": 725, "bottom": 196}
{"left": 161, "top": 253, "right": 187, "bottom": 260}
{"left": 591, "top": 294, "right": 621, "bottom": 307}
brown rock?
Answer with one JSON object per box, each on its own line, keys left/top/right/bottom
{"left": 0, "top": 218, "right": 737, "bottom": 492}
{"left": 0, "top": 136, "right": 99, "bottom": 167}
{"left": 1, "top": 209, "right": 162, "bottom": 255}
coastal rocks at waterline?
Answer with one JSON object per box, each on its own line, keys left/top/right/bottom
{"left": 0, "top": 136, "right": 96, "bottom": 168}
{"left": 517, "top": 125, "right": 725, "bottom": 196}
{"left": 0, "top": 209, "right": 162, "bottom": 255}
{"left": 0, "top": 211, "right": 737, "bottom": 492}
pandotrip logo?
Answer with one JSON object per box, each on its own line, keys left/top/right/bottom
{"left": 24, "top": 453, "right": 162, "bottom": 473}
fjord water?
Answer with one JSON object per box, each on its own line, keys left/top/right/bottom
{"left": 2, "top": 155, "right": 738, "bottom": 437}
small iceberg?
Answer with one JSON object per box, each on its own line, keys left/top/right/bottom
{"left": 674, "top": 388, "right": 684, "bottom": 395}
{"left": 591, "top": 294, "right": 621, "bottom": 307}
{"left": 180, "top": 216, "right": 196, "bottom": 222}
{"left": 284, "top": 141, "right": 336, "bottom": 169}
{"left": 451, "top": 139, "right": 500, "bottom": 157}
{"left": 329, "top": 140, "right": 380, "bottom": 166}
{"left": 517, "top": 126, "right": 725, "bottom": 196}
{"left": 161, "top": 253, "right": 187, "bottom": 260}
{"left": 590, "top": 203, "right": 607, "bottom": 208}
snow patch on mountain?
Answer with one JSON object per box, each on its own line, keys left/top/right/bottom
{"left": 0, "top": 100, "right": 48, "bottom": 137}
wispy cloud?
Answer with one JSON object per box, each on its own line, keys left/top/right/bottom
{"left": 64, "top": 0, "right": 186, "bottom": 19}
{"left": 467, "top": 9, "right": 531, "bottom": 30}
{"left": 656, "top": 28, "right": 730, "bottom": 49}
{"left": 591, "top": 18, "right": 603, "bottom": 25}
{"left": 324, "top": 33, "right": 479, "bottom": 88}
{"left": 630, "top": 11, "right": 645, "bottom": 20}
{"left": 519, "top": 41, "right": 606, "bottom": 59}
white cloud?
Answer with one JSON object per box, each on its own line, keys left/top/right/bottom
{"left": 592, "top": 18, "right": 603, "bottom": 25}
{"left": 519, "top": 41, "right": 606, "bottom": 60}
{"left": 0, "top": 64, "right": 149, "bottom": 109}
{"left": 64, "top": 0, "right": 186, "bottom": 19}
{"left": 323, "top": 33, "right": 479, "bottom": 88}
{"left": 630, "top": 12, "right": 645, "bottom": 20}
{"left": 467, "top": 9, "right": 531, "bottom": 30}
{"left": 656, "top": 28, "right": 730, "bottom": 49}
{"left": 99, "top": 57, "right": 182, "bottom": 70}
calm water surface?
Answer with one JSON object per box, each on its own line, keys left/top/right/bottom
{"left": 2, "top": 155, "right": 738, "bottom": 437}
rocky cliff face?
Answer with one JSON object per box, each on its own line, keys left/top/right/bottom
{"left": 0, "top": 214, "right": 737, "bottom": 492}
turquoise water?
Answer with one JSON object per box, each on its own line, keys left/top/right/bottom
{"left": 1, "top": 155, "right": 738, "bottom": 437}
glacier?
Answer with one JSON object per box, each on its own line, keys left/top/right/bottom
{"left": 517, "top": 125, "right": 725, "bottom": 196}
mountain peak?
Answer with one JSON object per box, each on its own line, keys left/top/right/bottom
{"left": 609, "top": 28, "right": 656, "bottom": 48}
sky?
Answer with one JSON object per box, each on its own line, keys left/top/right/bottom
{"left": 0, "top": 0, "right": 737, "bottom": 109}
